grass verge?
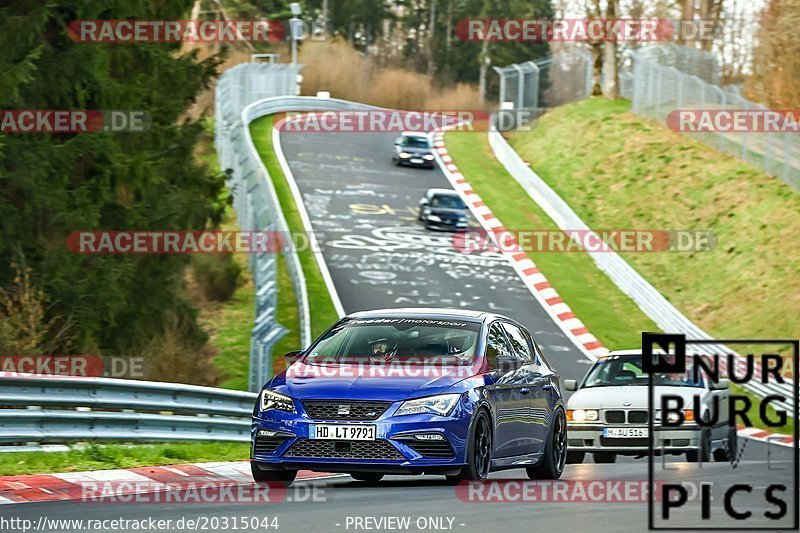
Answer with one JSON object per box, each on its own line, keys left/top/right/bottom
{"left": 508, "top": 98, "right": 800, "bottom": 343}
{"left": 445, "top": 100, "right": 796, "bottom": 433}
{"left": 249, "top": 115, "right": 340, "bottom": 343}
{"left": 0, "top": 442, "right": 249, "bottom": 476}
{"left": 444, "top": 131, "right": 659, "bottom": 349}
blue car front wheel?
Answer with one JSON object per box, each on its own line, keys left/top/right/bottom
{"left": 446, "top": 410, "right": 492, "bottom": 483}
{"left": 526, "top": 408, "right": 567, "bottom": 480}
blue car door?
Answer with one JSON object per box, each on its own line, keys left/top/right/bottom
{"left": 484, "top": 321, "right": 533, "bottom": 458}
{"left": 502, "top": 322, "right": 552, "bottom": 453}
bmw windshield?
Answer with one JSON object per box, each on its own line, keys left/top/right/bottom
{"left": 304, "top": 318, "right": 480, "bottom": 365}
{"left": 582, "top": 354, "right": 705, "bottom": 388}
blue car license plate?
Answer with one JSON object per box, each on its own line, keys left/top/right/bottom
{"left": 310, "top": 424, "right": 376, "bottom": 441}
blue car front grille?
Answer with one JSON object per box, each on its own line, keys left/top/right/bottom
{"left": 301, "top": 400, "right": 392, "bottom": 421}
{"left": 285, "top": 439, "right": 404, "bottom": 460}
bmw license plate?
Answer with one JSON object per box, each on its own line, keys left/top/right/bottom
{"left": 603, "top": 427, "right": 648, "bottom": 438}
{"left": 310, "top": 424, "right": 376, "bottom": 441}
{"left": 410, "top": 157, "right": 423, "bottom": 164}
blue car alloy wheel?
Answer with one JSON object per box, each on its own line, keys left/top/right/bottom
{"left": 250, "top": 308, "right": 566, "bottom": 486}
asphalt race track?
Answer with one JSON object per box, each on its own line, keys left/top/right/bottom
{"left": 278, "top": 130, "right": 592, "bottom": 382}
{"left": 5, "top": 131, "right": 796, "bottom": 533}
{"left": 7, "top": 440, "right": 796, "bottom": 532}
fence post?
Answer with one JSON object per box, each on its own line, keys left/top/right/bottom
{"left": 494, "top": 66, "right": 507, "bottom": 108}
{"left": 524, "top": 61, "right": 540, "bottom": 110}
{"left": 715, "top": 86, "right": 727, "bottom": 151}
{"left": 512, "top": 63, "right": 525, "bottom": 110}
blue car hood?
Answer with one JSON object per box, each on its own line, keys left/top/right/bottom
{"left": 269, "top": 361, "right": 479, "bottom": 402}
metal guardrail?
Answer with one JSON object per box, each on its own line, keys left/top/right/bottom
{"left": 224, "top": 88, "right": 386, "bottom": 390}
{"left": 0, "top": 377, "right": 256, "bottom": 446}
{"left": 215, "top": 62, "right": 305, "bottom": 392}
{"left": 487, "top": 129, "right": 795, "bottom": 412}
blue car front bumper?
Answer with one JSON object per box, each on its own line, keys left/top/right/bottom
{"left": 251, "top": 399, "right": 473, "bottom": 473}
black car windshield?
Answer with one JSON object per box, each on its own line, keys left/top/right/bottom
{"left": 430, "top": 195, "right": 466, "bottom": 209}
{"left": 305, "top": 318, "right": 480, "bottom": 365}
{"left": 582, "top": 354, "right": 705, "bottom": 388}
{"left": 402, "top": 136, "right": 430, "bottom": 148}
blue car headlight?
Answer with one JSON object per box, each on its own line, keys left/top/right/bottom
{"left": 395, "top": 394, "right": 460, "bottom": 417}
{"left": 260, "top": 389, "right": 296, "bottom": 413}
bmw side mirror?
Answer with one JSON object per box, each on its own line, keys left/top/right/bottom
{"left": 419, "top": 197, "right": 428, "bottom": 206}
{"left": 563, "top": 379, "right": 578, "bottom": 391}
{"left": 394, "top": 137, "right": 402, "bottom": 146}
{"left": 711, "top": 378, "right": 730, "bottom": 390}
{"left": 283, "top": 350, "right": 304, "bottom": 364}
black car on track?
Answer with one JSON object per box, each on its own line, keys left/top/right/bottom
{"left": 418, "top": 188, "right": 469, "bottom": 231}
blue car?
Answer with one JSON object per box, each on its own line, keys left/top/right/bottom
{"left": 250, "top": 308, "right": 567, "bottom": 485}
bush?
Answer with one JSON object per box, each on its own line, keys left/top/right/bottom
{"left": 299, "top": 39, "right": 483, "bottom": 111}
{"left": 141, "top": 311, "right": 219, "bottom": 386}
{"left": 191, "top": 254, "right": 242, "bottom": 302}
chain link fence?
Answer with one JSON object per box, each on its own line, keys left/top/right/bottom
{"left": 493, "top": 49, "right": 593, "bottom": 112}
{"left": 622, "top": 44, "right": 800, "bottom": 190}
{"left": 215, "top": 62, "right": 305, "bottom": 391}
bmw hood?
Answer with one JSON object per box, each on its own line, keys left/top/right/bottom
{"left": 268, "top": 361, "right": 477, "bottom": 402}
{"left": 567, "top": 385, "right": 704, "bottom": 410}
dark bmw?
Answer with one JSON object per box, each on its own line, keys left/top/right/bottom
{"left": 418, "top": 188, "right": 469, "bottom": 230}
{"left": 392, "top": 132, "right": 436, "bottom": 168}
{"left": 251, "top": 308, "right": 567, "bottom": 486}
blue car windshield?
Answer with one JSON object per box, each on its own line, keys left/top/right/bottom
{"left": 582, "top": 354, "right": 705, "bottom": 388}
{"left": 305, "top": 318, "right": 480, "bottom": 365}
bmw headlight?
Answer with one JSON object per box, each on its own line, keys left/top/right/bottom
{"left": 427, "top": 215, "right": 442, "bottom": 222}
{"left": 567, "top": 409, "right": 598, "bottom": 422}
{"left": 260, "top": 390, "right": 296, "bottom": 413}
{"left": 399, "top": 152, "right": 412, "bottom": 158}
{"left": 396, "top": 394, "right": 460, "bottom": 416}
{"left": 423, "top": 154, "right": 434, "bottom": 161}
{"left": 656, "top": 409, "right": 695, "bottom": 424}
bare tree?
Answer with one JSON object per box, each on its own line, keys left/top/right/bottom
{"left": 427, "top": 0, "right": 437, "bottom": 76}
{"left": 746, "top": 0, "right": 800, "bottom": 107}
{"left": 477, "top": 0, "right": 493, "bottom": 103}
{"left": 602, "top": 0, "right": 619, "bottom": 98}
